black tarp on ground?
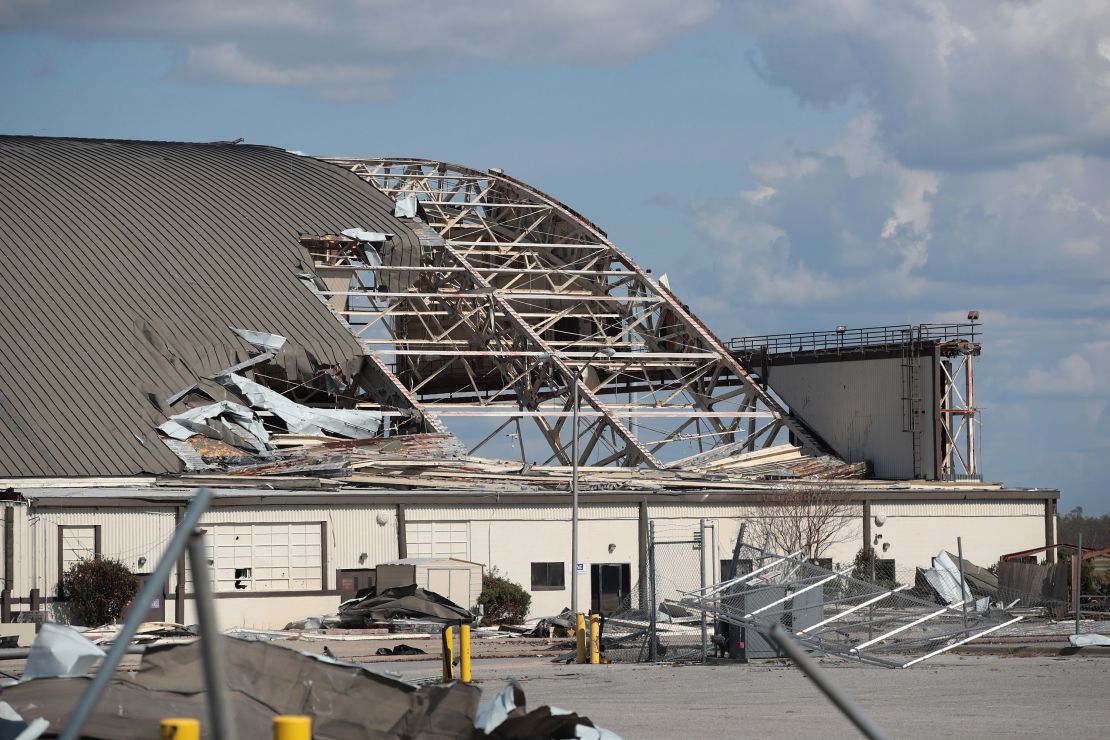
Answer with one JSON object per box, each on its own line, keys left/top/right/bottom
{"left": 338, "top": 584, "right": 473, "bottom": 625}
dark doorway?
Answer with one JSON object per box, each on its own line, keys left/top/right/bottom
{"left": 130, "top": 573, "right": 166, "bottom": 622}
{"left": 590, "top": 563, "right": 631, "bottom": 614}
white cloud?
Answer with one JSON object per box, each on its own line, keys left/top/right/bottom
{"left": 0, "top": 0, "right": 719, "bottom": 99}
{"left": 734, "top": 1, "right": 1110, "bottom": 169}
{"left": 690, "top": 115, "right": 940, "bottom": 308}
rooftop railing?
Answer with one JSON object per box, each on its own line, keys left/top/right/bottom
{"left": 728, "top": 323, "right": 980, "bottom": 356}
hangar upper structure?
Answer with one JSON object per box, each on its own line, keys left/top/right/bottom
{"left": 319, "top": 157, "right": 832, "bottom": 469}
{"left": 0, "top": 137, "right": 862, "bottom": 484}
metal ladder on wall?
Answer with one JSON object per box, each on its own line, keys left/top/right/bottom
{"left": 900, "top": 326, "right": 924, "bottom": 479}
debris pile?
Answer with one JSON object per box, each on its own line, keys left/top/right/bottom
{"left": 1, "top": 635, "right": 621, "bottom": 739}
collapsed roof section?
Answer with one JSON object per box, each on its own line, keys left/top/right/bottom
{"left": 0, "top": 136, "right": 432, "bottom": 477}
{"left": 318, "top": 158, "right": 837, "bottom": 471}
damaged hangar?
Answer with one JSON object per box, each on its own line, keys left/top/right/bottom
{"left": 0, "top": 135, "right": 1058, "bottom": 628}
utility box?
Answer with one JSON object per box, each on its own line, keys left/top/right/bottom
{"left": 375, "top": 558, "right": 484, "bottom": 609}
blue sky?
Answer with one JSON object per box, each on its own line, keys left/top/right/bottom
{"left": 3, "top": 1, "right": 1108, "bottom": 513}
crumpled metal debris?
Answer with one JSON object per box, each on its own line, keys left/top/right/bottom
{"left": 339, "top": 584, "right": 473, "bottom": 626}
{"left": 228, "top": 327, "right": 287, "bottom": 354}
{"left": 1, "top": 637, "right": 623, "bottom": 740}
{"left": 158, "top": 400, "right": 270, "bottom": 452}
{"left": 23, "top": 624, "right": 105, "bottom": 682}
{"left": 341, "top": 227, "right": 393, "bottom": 243}
{"left": 393, "top": 193, "right": 418, "bottom": 219}
{"left": 214, "top": 373, "right": 382, "bottom": 439}
{"left": 0, "top": 701, "right": 49, "bottom": 740}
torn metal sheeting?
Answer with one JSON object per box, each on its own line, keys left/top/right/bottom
{"left": 340, "top": 227, "right": 394, "bottom": 243}
{"left": 22, "top": 624, "right": 105, "bottom": 682}
{"left": 1, "top": 637, "right": 622, "bottom": 740}
{"left": 158, "top": 400, "right": 270, "bottom": 452}
{"left": 215, "top": 373, "right": 382, "bottom": 439}
{"left": 228, "top": 327, "right": 287, "bottom": 354}
{"left": 0, "top": 701, "right": 50, "bottom": 740}
{"left": 393, "top": 193, "right": 418, "bottom": 219}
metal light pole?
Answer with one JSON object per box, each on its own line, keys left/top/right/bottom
{"left": 571, "top": 346, "right": 616, "bottom": 617}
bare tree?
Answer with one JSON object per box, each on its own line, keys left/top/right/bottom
{"left": 751, "top": 485, "right": 858, "bottom": 561}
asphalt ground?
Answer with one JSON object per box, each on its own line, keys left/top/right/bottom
{"left": 4, "top": 633, "right": 1107, "bottom": 738}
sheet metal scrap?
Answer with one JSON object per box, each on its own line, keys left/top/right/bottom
{"left": 689, "top": 544, "right": 1023, "bottom": 669}
{"left": 0, "top": 637, "right": 621, "bottom": 739}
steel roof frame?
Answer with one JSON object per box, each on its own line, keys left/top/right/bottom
{"left": 320, "top": 158, "right": 831, "bottom": 468}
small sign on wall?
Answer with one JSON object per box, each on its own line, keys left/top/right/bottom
{"left": 576, "top": 563, "right": 585, "bottom": 573}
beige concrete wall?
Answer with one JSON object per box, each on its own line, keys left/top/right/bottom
{"left": 178, "top": 594, "right": 342, "bottom": 631}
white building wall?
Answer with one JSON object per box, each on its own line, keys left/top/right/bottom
{"left": 869, "top": 500, "right": 1044, "bottom": 580}
{"left": 1, "top": 494, "right": 1051, "bottom": 628}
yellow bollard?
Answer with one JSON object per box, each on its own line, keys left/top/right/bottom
{"left": 575, "top": 612, "right": 587, "bottom": 664}
{"left": 272, "top": 715, "right": 312, "bottom": 740}
{"left": 460, "top": 624, "right": 472, "bottom": 683}
{"left": 442, "top": 624, "right": 455, "bottom": 681}
{"left": 589, "top": 613, "right": 600, "bottom": 665}
{"left": 160, "top": 718, "right": 200, "bottom": 740}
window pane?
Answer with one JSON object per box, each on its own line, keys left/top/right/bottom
{"left": 531, "top": 562, "right": 565, "bottom": 590}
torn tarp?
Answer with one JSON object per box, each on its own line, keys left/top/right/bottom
{"left": 338, "top": 584, "right": 472, "bottom": 625}
{"left": 214, "top": 373, "right": 382, "bottom": 438}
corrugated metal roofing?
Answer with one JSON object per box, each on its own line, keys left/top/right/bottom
{"left": 0, "top": 135, "right": 421, "bottom": 477}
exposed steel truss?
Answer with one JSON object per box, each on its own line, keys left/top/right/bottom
{"left": 317, "top": 158, "right": 829, "bottom": 469}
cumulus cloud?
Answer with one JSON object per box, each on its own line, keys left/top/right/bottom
{"left": 734, "top": 0, "right": 1110, "bottom": 169}
{"left": 689, "top": 115, "right": 939, "bottom": 310}
{"left": 0, "top": 0, "right": 719, "bottom": 99}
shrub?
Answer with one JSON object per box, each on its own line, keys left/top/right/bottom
{"left": 477, "top": 573, "right": 531, "bottom": 626}
{"left": 62, "top": 558, "right": 139, "bottom": 627}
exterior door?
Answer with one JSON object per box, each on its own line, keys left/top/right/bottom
{"left": 590, "top": 563, "right": 631, "bottom": 614}
{"left": 130, "top": 573, "right": 166, "bottom": 623}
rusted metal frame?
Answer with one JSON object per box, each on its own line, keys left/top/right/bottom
{"left": 361, "top": 354, "right": 448, "bottom": 434}
{"left": 406, "top": 356, "right": 462, "bottom": 395}
{"left": 442, "top": 243, "right": 664, "bottom": 468}
{"left": 533, "top": 412, "right": 573, "bottom": 466}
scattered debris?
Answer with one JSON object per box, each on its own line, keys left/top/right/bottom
{"left": 374, "top": 644, "right": 426, "bottom": 656}
{"left": 1068, "top": 633, "right": 1110, "bottom": 648}
{"left": 0, "top": 638, "right": 621, "bottom": 740}
{"left": 0, "top": 701, "right": 50, "bottom": 740}
{"left": 23, "top": 624, "right": 104, "bottom": 682}
{"left": 338, "top": 585, "right": 473, "bottom": 626}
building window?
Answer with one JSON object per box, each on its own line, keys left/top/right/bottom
{"left": 58, "top": 525, "right": 102, "bottom": 588}
{"left": 530, "top": 562, "right": 566, "bottom": 591}
{"left": 407, "top": 521, "right": 469, "bottom": 559}
{"left": 191, "top": 523, "right": 324, "bottom": 593}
